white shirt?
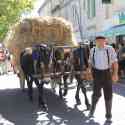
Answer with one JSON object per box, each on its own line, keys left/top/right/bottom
{"left": 89, "top": 45, "right": 117, "bottom": 70}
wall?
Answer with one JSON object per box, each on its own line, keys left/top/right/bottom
{"left": 37, "top": 0, "right": 125, "bottom": 42}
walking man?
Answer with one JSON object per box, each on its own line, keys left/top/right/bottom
{"left": 88, "top": 36, "right": 118, "bottom": 122}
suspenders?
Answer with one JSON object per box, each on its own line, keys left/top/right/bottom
{"left": 92, "top": 48, "right": 96, "bottom": 66}
{"left": 92, "top": 47, "right": 110, "bottom": 68}
{"left": 106, "top": 48, "right": 110, "bottom": 66}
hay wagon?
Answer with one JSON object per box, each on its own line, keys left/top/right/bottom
{"left": 4, "top": 16, "right": 78, "bottom": 97}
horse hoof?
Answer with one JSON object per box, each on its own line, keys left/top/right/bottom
{"left": 52, "top": 88, "right": 56, "bottom": 93}
{"left": 75, "top": 96, "right": 81, "bottom": 105}
{"left": 88, "top": 111, "right": 94, "bottom": 118}
{"left": 86, "top": 104, "right": 91, "bottom": 110}
{"left": 76, "top": 99, "right": 81, "bottom": 105}
{"left": 42, "top": 80, "right": 50, "bottom": 85}
{"left": 40, "top": 104, "right": 48, "bottom": 112}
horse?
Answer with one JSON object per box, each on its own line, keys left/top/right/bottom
{"left": 52, "top": 45, "right": 91, "bottom": 109}
{"left": 49, "top": 46, "right": 69, "bottom": 98}
{"left": 72, "top": 44, "right": 91, "bottom": 109}
{"left": 61, "top": 49, "right": 74, "bottom": 96}
{"left": 20, "top": 44, "right": 69, "bottom": 110}
{"left": 20, "top": 45, "right": 50, "bottom": 111}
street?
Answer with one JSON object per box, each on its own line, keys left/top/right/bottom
{"left": 0, "top": 74, "right": 125, "bottom": 125}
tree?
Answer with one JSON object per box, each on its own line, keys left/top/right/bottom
{"left": 0, "top": 0, "right": 35, "bottom": 41}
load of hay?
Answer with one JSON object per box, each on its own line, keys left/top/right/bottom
{"left": 4, "top": 16, "right": 78, "bottom": 72}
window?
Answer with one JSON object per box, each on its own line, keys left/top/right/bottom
{"left": 87, "top": 0, "right": 96, "bottom": 18}
{"left": 87, "top": 0, "right": 90, "bottom": 18}
{"left": 91, "top": 0, "right": 96, "bottom": 17}
{"left": 102, "top": 0, "right": 111, "bottom": 4}
{"left": 83, "top": 0, "right": 86, "bottom": 10}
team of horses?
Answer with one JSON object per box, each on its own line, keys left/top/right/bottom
{"left": 19, "top": 44, "right": 91, "bottom": 111}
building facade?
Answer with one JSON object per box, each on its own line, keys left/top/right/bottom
{"left": 38, "top": 0, "right": 52, "bottom": 16}
{"left": 37, "top": 0, "right": 125, "bottom": 43}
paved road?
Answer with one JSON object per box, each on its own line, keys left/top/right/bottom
{"left": 0, "top": 74, "right": 125, "bottom": 125}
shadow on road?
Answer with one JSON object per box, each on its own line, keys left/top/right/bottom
{"left": 0, "top": 88, "right": 100, "bottom": 125}
{"left": 0, "top": 88, "right": 38, "bottom": 125}
{"left": 113, "top": 83, "right": 125, "bottom": 97}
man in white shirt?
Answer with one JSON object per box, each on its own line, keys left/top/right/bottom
{"left": 88, "top": 36, "right": 118, "bottom": 122}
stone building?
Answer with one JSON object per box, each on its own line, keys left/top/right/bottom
{"left": 37, "top": 0, "right": 125, "bottom": 43}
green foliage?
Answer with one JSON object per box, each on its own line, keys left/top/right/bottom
{"left": 0, "top": 0, "right": 35, "bottom": 41}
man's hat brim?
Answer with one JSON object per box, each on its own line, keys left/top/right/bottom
{"left": 95, "top": 36, "right": 106, "bottom": 40}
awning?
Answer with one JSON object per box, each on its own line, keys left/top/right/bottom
{"left": 97, "top": 24, "right": 125, "bottom": 37}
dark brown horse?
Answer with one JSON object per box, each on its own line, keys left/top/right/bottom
{"left": 62, "top": 45, "right": 91, "bottom": 109}
{"left": 20, "top": 45, "right": 50, "bottom": 111}
{"left": 50, "top": 47, "right": 68, "bottom": 98}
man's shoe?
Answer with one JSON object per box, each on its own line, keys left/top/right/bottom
{"left": 75, "top": 96, "right": 81, "bottom": 105}
{"left": 88, "top": 111, "right": 94, "bottom": 118}
{"left": 106, "top": 118, "right": 112, "bottom": 123}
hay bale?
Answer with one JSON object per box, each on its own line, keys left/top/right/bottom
{"left": 30, "top": 17, "right": 77, "bottom": 44}
{"left": 4, "top": 17, "right": 78, "bottom": 72}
